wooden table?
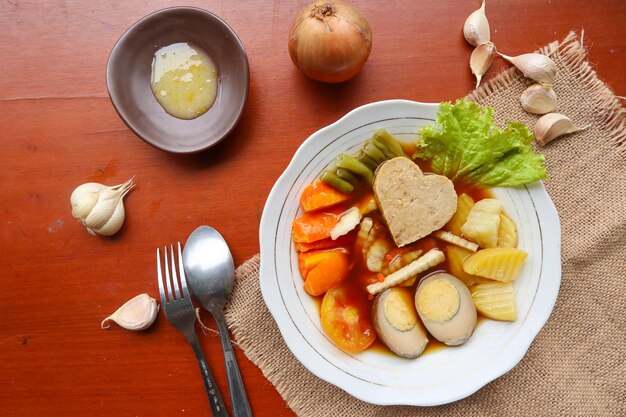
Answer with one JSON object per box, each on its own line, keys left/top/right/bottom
{"left": 1, "top": 1, "right": 624, "bottom": 416}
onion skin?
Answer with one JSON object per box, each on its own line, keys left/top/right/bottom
{"left": 288, "top": 1, "right": 372, "bottom": 83}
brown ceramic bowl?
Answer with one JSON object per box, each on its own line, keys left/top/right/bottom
{"left": 106, "top": 7, "right": 249, "bottom": 153}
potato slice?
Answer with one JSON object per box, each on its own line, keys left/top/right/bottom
{"left": 471, "top": 282, "right": 517, "bottom": 321}
{"left": 462, "top": 248, "right": 528, "bottom": 282}
{"left": 497, "top": 213, "right": 518, "bottom": 248}
{"left": 445, "top": 245, "right": 491, "bottom": 287}
{"left": 461, "top": 198, "right": 503, "bottom": 248}
{"left": 445, "top": 193, "right": 475, "bottom": 235}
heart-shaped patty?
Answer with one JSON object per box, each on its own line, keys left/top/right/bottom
{"left": 373, "top": 157, "right": 457, "bottom": 247}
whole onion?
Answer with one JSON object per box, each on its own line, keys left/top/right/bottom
{"left": 288, "top": 1, "right": 372, "bottom": 83}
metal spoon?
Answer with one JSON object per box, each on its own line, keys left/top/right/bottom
{"left": 183, "top": 226, "right": 252, "bottom": 417}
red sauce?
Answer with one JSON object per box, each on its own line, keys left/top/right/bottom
{"left": 299, "top": 154, "right": 494, "bottom": 356}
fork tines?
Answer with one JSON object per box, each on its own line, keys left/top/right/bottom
{"left": 156, "top": 242, "right": 191, "bottom": 306}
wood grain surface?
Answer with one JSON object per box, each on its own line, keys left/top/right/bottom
{"left": 1, "top": 1, "right": 624, "bottom": 416}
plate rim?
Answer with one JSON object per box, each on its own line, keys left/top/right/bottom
{"left": 259, "top": 99, "right": 561, "bottom": 406}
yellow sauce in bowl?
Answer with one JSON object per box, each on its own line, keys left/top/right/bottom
{"left": 150, "top": 42, "right": 218, "bottom": 120}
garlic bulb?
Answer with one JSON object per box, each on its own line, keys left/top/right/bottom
{"left": 471, "top": 42, "right": 496, "bottom": 88}
{"left": 463, "top": 0, "right": 490, "bottom": 47}
{"left": 499, "top": 52, "right": 557, "bottom": 85}
{"left": 101, "top": 294, "right": 159, "bottom": 331}
{"left": 70, "top": 178, "right": 134, "bottom": 236}
{"left": 533, "top": 113, "right": 587, "bottom": 145}
{"left": 520, "top": 84, "right": 558, "bottom": 114}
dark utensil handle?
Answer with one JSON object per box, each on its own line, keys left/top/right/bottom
{"left": 187, "top": 330, "right": 230, "bottom": 417}
{"left": 215, "top": 313, "right": 252, "bottom": 417}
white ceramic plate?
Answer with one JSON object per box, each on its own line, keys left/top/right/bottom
{"left": 259, "top": 100, "right": 561, "bottom": 406}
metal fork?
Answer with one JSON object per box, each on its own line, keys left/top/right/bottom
{"left": 157, "top": 243, "right": 229, "bottom": 417}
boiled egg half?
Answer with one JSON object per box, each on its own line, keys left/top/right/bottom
{"left": 415, "top": 272, "right": 477, "bottom": 346}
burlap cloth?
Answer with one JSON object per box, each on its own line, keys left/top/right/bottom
{"left": 224, "top": 32, "right": 626, "bottom": 416}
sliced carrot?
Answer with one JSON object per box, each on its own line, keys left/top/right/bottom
{"left": 304, "top": 250, "right": 350, "bottom": 296}
{"left": 298, "top": 250, "right": 334, "bottom": 279}
{"left": 294, "top": 233, "right": 355, "bottom": 253}
{"left": 292, "top": 211, "right": 340, "bottom": 243}
{"left": 300, "top": 180, "right": 351, "bottom": 212}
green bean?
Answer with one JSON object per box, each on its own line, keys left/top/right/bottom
{"left": 373, "top": 129, "right": 406, "bottom": 157}
{"left": 335, "top": 154, "right": 374, "bottom": 183}
{"left": 321, "top": 170, "right": 354, "bottom": 193}
{"left": 357, "top": 152, "right": 378, "bottom": 170}
{"left": 372, "top": 138, "right": 397, "bottom": 159}
{"left": 336, "top": 168, "right": 359, "bottom": 185}
{"left": 363, "top": 141, "right": 387, "bottom": 163}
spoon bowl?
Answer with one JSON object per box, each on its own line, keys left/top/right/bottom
{"left": 183, "top": 225, "right": 234, "bottom": 311}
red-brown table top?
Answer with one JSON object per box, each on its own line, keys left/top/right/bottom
{"left": 1, "top": 1, "right": 624, "bottom": 416}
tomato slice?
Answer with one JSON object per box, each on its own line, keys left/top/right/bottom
{"left": 320, "top": 285, "right": 376, "bottom": 353}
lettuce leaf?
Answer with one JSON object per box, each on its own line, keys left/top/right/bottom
{"left": 414, "top": 100, "right": 547, "bottom": 187}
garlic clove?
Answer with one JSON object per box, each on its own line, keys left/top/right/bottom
{"left": 70, "top": 178, "right": 134, "bottom": 236}
{"left": 470, "top": 42, "right": 496, "bottom": 88}
{"left": 533, "top": 113, "right": 587, "bottom": 145}
{"left": 499, "top": 52, "right": 557, "bottom": 85}
{"left": 520, "top": 84, "right": 558, "bottom": 114}
{"left": 463, "top": 0, "right": 490, "bottom": 47}
{"left": 84, "top": 188, "right": 125, "bottom": 230}
{"left": 93, "top": 198, "right": 126, "bottom": 236}
{"left": 101, "top": 294, "right": 159, "bottom": 331}
{"left": 70, "top": 183, "right": 106, "bottom": 220}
